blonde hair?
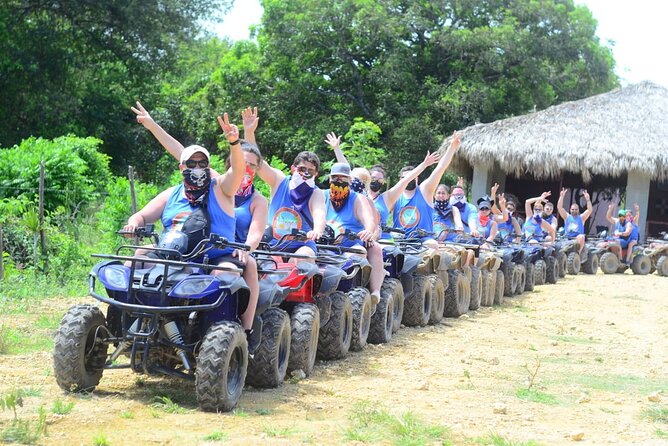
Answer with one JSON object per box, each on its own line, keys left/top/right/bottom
{"left": 351, "top": 167, "right": 371, "bottom": 188}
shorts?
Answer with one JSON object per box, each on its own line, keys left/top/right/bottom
{"left": 617, "top": 238, "right": 630, "bottom": 249}
{"left": 192, "top": 247, "right": 236, "bottom": 265}
{"left": 339, "top": 239, "right": 365, "bottom": 249}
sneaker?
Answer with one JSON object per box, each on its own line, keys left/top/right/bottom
{"left": 245, "top": 329, "right": 260, "bottom": 356}
{"left": 370, "top": 292, "right": 380, "bottom": 305}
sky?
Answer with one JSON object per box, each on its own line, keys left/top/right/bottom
{"left": 208, "top": 0, "right": 668, "bottom": 89}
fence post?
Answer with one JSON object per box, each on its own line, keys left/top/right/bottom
{"left": 39, "top": 160, "right": 48, "bottom": 272}
{"left": 128, "top": 166, "right": 138, "bottom": 244}
{"left": 0, "top": 223, "right": 4, "bottom": 281}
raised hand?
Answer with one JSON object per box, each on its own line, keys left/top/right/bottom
{"left": 422, "top": 150, "right": 441, "bottom": 167}
{"left": 131, "top": 101, "right": 156, "bottom": 130}
{"left": 241, "top": 106, "right": 259, "bottom": 133}
{"left": 540, "top": 191, "right": 551, "bottom": 200}
{"left": 457, "top": 176, "right": 465, "bottom": 187}
{"left": 560, "top": 188, "right": 566, "bottom": 197}
{"left": 583, "top": 190, "right": 591, "bottom": 202}
{"left": 217, "top": 113, "right": 239, "bottom": 143}
{"left": 450, "top": 131, "right": 462, "bottom": 151}
{"left": 633, "top": 202, "right": 639, "bottom": 212}
{"left": 324, "top": 132, "right": 341, "bottom": 150}
{"left": 608, "top": 203, "right": 614, "bottom": 211}
{"left": 498, "top": 193, "right": 506, "bottom": 207}
{"left": 491, "top": 183, "right": 499, "bottom": 198}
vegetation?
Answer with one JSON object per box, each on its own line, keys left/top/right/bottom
{"left": 0, "top": 0, "right": 617, "bottom": 301}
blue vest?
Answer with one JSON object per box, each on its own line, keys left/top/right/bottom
{"left": 433, "top": 210, "right": 456, "bottom": 241}
{"left": 565, "top": 214, "right": 584, "bottom": 237}
{"left": 162, "top": 182, "right": 235, "bottom": 258}
{"left": 630, "top": 223, "right": 639, "bottom": 242}
{"left": 268, "top": 177, "right": 314, "bottom": 240}
{"left": 234, "top": 194, "right": 254, "bottom": 243}
{"left": 393, "top": 188, "right": 433, "bottom": 238}
{"left": 325, "top": 190, "right": 364, "bottom": 246}
{"left": 374, "top": 194, "right": 392, "bottom": 240}
{"left": 614, "top": 221, "right": 631, "bottom": 240}
{"left": 458, "top": 203, "right": 478, "bottom": 234}
{"left": 497, "top": 215, "right": 515, "bottom": 241}
{"left": 523, "top": 215, "right": 544, "bottom": 241}
{"left": 544, "top": 214, "right": 557, "bottom": 227}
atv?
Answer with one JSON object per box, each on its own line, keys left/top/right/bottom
{"left": 644, "top": 232, "right": 668, "bottom": 276}
{"left": 597, "top": 234, "right": 651, "bottom": 275}
{"left": 54, "top": 226, "right": 267, "bottom": 412}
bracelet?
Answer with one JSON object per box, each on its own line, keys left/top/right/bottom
{"left": 228, "top": 139, "right": 240, "bottom": 146}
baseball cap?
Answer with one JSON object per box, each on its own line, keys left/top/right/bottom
{"left": 618, "top": 209, "right": 627, "bottom": 217}
{"left": 330, "top": 162, "right": 351, "bottom": 177}
{"left": 478, "top": 200, "right": 492, "bottom": 209}
{"left": 180, "top": 145, "right": 210, "bottom": 164}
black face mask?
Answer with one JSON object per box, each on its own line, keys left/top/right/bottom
{"left": 405, "top": 179, "right": 417, "bottom": 191}
{"left": 182, "top": 168, "right": 211, "bottom": 206}
{"left": 369, "top": 180, "right": 383, "bottom": 193}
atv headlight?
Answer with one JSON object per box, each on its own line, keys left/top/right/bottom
{"left": 170, "top": 277, "right": 217, "bottom": 298}
{"left": 101, "top": 265, "right": 130, "bottom": 290}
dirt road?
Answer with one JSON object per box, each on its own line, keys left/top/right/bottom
{"left": 1, "top": 272, "right": 667, "bottom": 445}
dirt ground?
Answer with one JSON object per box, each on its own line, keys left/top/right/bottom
{"left": 1, "top": 272, "right": 667, "bottom": 445}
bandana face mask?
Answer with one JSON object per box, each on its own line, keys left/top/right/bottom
{"left": 182, "top": 167, "right": 211, "bottom": 206}
{"left": 434, "top": 199, "right": 452, "bottom": 219}
{"left": 350, "top": 177, "right": 366, "bottom": 194}
{"left": 329, "top": 180, "right": 350, "bottom": 211}
{"left": 450, "top": 194, "right": 466, "bottom": 211}
{"left": 289, "top": 171, "right": 316, "bottom": 212}
{"left": 235, "top": 165, "right": 255, "bottom": 207}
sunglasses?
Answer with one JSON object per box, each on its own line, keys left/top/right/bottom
{"left": 479, "top": 207, "right": 490, "bottom": 211}
{"left": 185, "top": 159, "right": 209, "bottom": 169}
{"left": 296, "top": 165, "right": 317, "bottom": 177}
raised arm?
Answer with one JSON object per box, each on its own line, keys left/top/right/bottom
{"left": 216, "top": 113, "right": 245, "bottom": 197}
{"left": 383, "top": 151, "right": 440, "bottom": 209}
{"left": 581, "top": 190, "right": 593, "bottom": 222}
{"left": 324, "top": 132, "right": 348, "bottom": 164}
{"left": 132, "top": 101, "right": 185, "bottom": 160}
{"left": 420, "top": 131, "right": 461, "bottom": 198}
{"left": 493, "top": 194, "right": 508, "bottom": 223}
{"left": 525, "top": 191, "right": 550, "bottom": 218}
{"left": 241, "top": 106, "right": 259, "bottom": 146}
{"left": 633, "top": 203, "right": 640, "bottom": 225}
{"left": 606, "top": 203, "right": 616, "bottom": 225}
{"left": 490, "top": 183, "right": 501, "bottom": 215}
{"left": 556, "top": 188, "right": 568, "bottom": 220}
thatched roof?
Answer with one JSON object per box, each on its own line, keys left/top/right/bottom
{"left": 439, "top": 81, "right": 668, "bottom": 182}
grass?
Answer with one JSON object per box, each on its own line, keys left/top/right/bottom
{"left": 515, "top": 388, "right": 559, "bottom": 406}
{"left": 255, "top": 408, "right": 273, "bottom": 416}
{"left": 119, "top": 410, "right": 134, "bottom": 419}
{"left": 51, "top": 398, "right": 75, "bottom": 415}
{"left": 343, "top": 400, "right": 452, "bottom": 446}
{"left": 0, "top": 405, "right": 47, "bottom": 444}
{"left": 150, "top": 396, "right": 189, "bottom": 414}
{"left": 571, "top": 374, "right": 668, "bottom": 395}
{"left": 655, "top": 428, "right": 668, "bottom": 438}
{"left": 202, "top": 430, "right": 228, "bottom": 441}
{"left": 0, "top": 324, "right": 54, "bottom": 355}
{"left": 262, "top": 425, "right": 298, "bottom": 438}
{"left": 642, "top": 406, "right": 668, "bottom": 424}
{"left": 92, "top": 432, "right": 110, "bottom": 446}
{"left": 549, "top": 335, "right": 597, "bottom": 344}
{"left": 35, "top": 313, "right": 62, "bottom": 330}
{"left": 232, "top": 408, "right": 250, "bottom": 418}
{"left": 475, "top": 432, "right": 542, "bottom": 446}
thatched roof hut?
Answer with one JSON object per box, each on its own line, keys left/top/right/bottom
{"left": 439, "top": 81, "right": 668, "bottom": 182}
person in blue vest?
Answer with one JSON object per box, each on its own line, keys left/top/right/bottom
{"left": 125, "top": 111, "right": 260, "bottom": 332}
{"left": 522, "top": 199, "right": 556, "bottom": 243}
{"left": 604, "top": 205, "right": 638, "bottom": 264}
{"left": 393, "top": 132, "right": 462, "bottom": 248}
{"left": 476, "top": 194, "right": 509, "bottom": 242}
{"left": 324, "top": 132, "right": 441, "bottom": 241}
{"left": 525, "top": 191, "right": 557, "bottom": 241}
{"left": 324, "top": 162, "right": 383, "bottom": 303}
{"left": 449, "top": 184, "right": 479, "bottom": 237}
{"left": 492, "top": 192, "right": 522, "bottom": 242}
{"left": 432, "top": 184, "right": 463, "bottom": 241}
{"left": 556, "top": 188, "right": 593, "bottom": 257}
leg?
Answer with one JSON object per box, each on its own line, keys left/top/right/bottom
{"left": 240, "top": 256, "right": 259, "bottom": 331}
{"left": 625, "top": 241, "right": 636, "bottom": 264}
{"left": 366, "top": 243, "right": 384, "bottom": 303}
{"left": 292, "top": 245, "right": 316, "bottom": 264}
{"left": 576, "top": 234, "right": 585, "bottom": 254}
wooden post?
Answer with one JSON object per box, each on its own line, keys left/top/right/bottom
{"left": 39, "top": 161, "right": 48, "bottom": 271}
{"left": 128, "top": 166, "right": 137, "bottom": 214}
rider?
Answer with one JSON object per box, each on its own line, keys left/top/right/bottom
{"left": 605, "top": 205, "right": 637, "bottom": 264}
{"left": 525, "top": 191, "right": 556, "bottom": 241}
{"left": 324, "top": 162, "right": 383, "bottom": 304}
{"left": 124, "top": 110, "right": 259, "bottom": 332}
{"left": 432, "top": 184, "right": 464, "bottom": 241}
{"left": 556, "top": 188, "right": 593, "bottom": 257}
{"left": 450, "top": 184, "right": 479, "bottom": 238}
{"left": 325, "top": 132, "right": 441, "bottom": 240}
{"left": 476, "top": 194, "right": 508, "bottom": 242}
{"left": 393, "top": 132, "right": 462, "bottom": 248}
{"left": 522, "top": 199, "right": 556, "bottom": 243}
{"left": 493, "top": 192, "right": 522, "bottom": 242}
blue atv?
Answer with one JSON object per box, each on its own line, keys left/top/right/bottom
{"left": 53, "top": 226, "right": 269, "bottom": 412}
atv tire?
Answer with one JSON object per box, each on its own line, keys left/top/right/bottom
{"left": 444, "top": 270, "right": 470, "bottom": 317}
{"left": 317, "top": 291, "right": 353, "bottom": 360}
{"left": 469, "top": 267, "right": 482, "bottom": 310}
{"left": 402, "top": 275, "right": 432, "bottom": 326}
{"left": 494, "top": 270, "right": 505, "bottom": 305}
{"left": 54, "top": 304, "right": 108, "bottom": 393}
{"left": 657, "top": 255, "right": 668, "bottom": 277}
{"left": 515, "top": 264, "right": 526, "bottom": 295}
{"left": 534, "top": 260, "right": 547, "bottom": 285}
{"left": 581, "top": 253, "right": 599, "bottom": 275}
{"left": 380, "top": 278, "right": 404, "bottom": 333}
{"left": 600, "top": 252, "right": 620, "bottom": 274}
{"left": 196, "top": 321, "right": 248, "bottom": 412}
{"left": 502, "top": 262, "right": 517, "bottom": 297}
{"left": 567, "top": 252, "right": 581, "bottom": 275}
{"left": 480, "top": 270, "right": 492, "bottom": 307}
{"left": 349, "top": 287, "right": 372, "bottom": 351}
{"left": 524, "top": 262, "right": 535, "bottom": 292}
{"left": 545, "top": 256, "right": 559, "bottom": 284}
{"left": 287, "top": 303, "right": 320, "bottom": 377}
{"left": 557, "top": 251, "right": 567, "bottom": 278}
{"left": 428, "top": 275, "right": 445, "bottom": 324}
{"left": 246, "top": 308, "right": 291, "bottom": 388}
{"left": 368, "top": 290, "right": 394, "bottom": 344}
{"left": 630, "top": 255, "right": 651, "bottom": 275}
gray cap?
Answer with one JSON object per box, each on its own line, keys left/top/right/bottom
{"left": 330, "top": 162, "right": 351, "bottom": 177}
{"left": 478, "top": 200, "right": 492, "bottom": 209}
